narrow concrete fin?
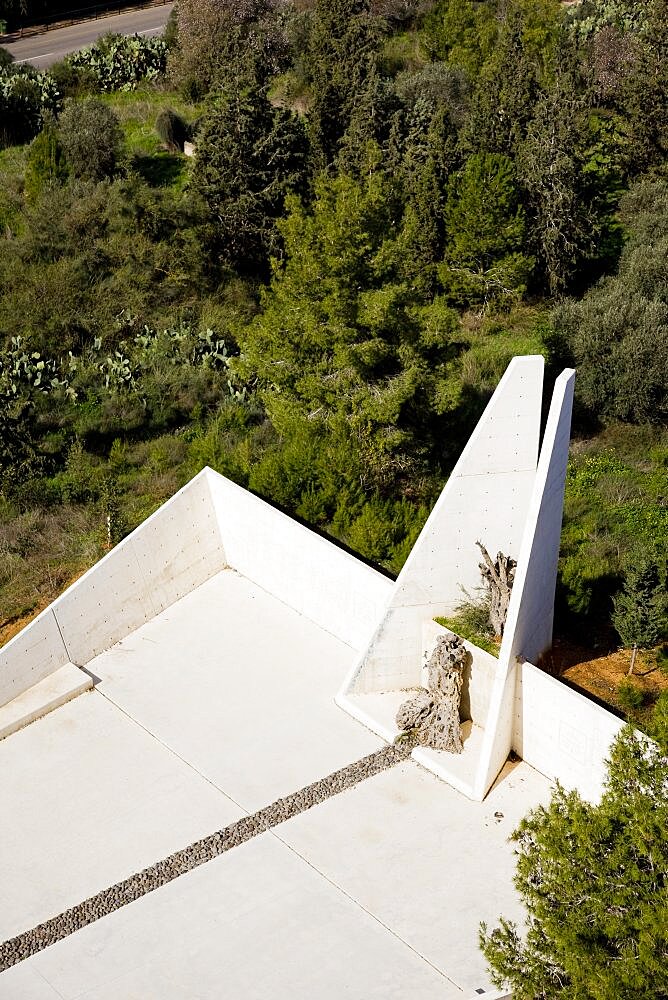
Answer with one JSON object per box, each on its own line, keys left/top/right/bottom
{"left": 474, "top": 368, "right": 576, "bottom": 799}
{"left": 340, "top": 355, "right": 545, "bottom": 697}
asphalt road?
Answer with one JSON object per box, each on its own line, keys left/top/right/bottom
{"left": 2, "top": 3, "right": 175, "bottom": 68}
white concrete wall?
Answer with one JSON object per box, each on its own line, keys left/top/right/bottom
{"left": 0, "top": 470, "right": 224, "bottom": 706}
{"left": 341, "top": 356, "right": 544, "bottom": 696}
{"left": 474, "top": 370, "right": 576, "bottom": 800}
{"left": 205, "top": 469, "right": 393, "bottom": 651}
{"left": 514, "top": 662, "right": 623, "bottom": 803}
{"left": 0, "top": 609, "right": 69, "bottom": 707}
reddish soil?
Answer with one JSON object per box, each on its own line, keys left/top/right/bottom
{"left": 540, "top": 636, "right": 668, "bottom": 717}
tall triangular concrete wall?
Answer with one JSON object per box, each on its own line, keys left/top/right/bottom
{"left": 339, "top": 355, "right": 545, "bottom": 697}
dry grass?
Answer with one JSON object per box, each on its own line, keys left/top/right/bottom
{"left": 0, "top": 504, "right": 104, "bottom": 646}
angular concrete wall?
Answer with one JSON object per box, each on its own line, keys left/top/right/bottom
{"left": 0, "top": 610, "right": 69, "bottom": 707}
{"left": 514, "top": 663, "right": 623, "bottom": 803}
{"left": 0, "top": 470, "right": 224, "bottom": 707}
{"left": 340, "top": 355, "right": 544, "bottom": 696}
{"left": 206, "top": 470, "right": 393, "bottom": 651}
{"left": 474, "top": 370, "right": 576, "bottom": 800}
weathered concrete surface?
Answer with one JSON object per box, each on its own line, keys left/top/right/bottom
{"left": 0, "top": 470, "right": 224, "bottom": 708}
{"left": 514, "top": 662, "right": 623, "bottom": 803}
{"left": 475, "top": 369, "right": 576, "bottom": 800}
{"left": 0, "top": 762, "right": 550, "bottom": 999}
{"left": 206, "top": 469, "right": 393, "bottom": 652}
{"left": 275, "top": 758, "right": 551, "bottom": 996}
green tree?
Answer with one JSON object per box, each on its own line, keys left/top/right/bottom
{"left": 550, "top": 177, "right": 668, "bottom": 424}
{"left": 481, "top": 724, "right": 668, "bottom": 999}
{"left": 58, "top": 98, "right": 121, "bottom": 181}
{"left": 169, "top": 0, "right": 288, "bottom": 99}
{"left": 621, "top": 0, "right": 668, "bottom": 174}
{"left": 612, "top": 548, "right": 668, "bottom": 648}
{"left": 441, "top": 153, "right": 533, "bottom": 307}
{"left": 306, "top": 0, "right": 380, "bottom": 168}
{"left": 421, "top": 0, "right": 497, "bottom": 76}
{"left": 190, "top": 85, "right": 308, "bottom": 272}
{"left": 459, "top": 0, "right": 559, "bottom": 158}
{"left": 237, "top": 168, "right": 463, "bottom": 494}
{"left": 24, "top": 126, "right": 68, "bottom": 202}
{"left": 517, "top": 86, "right": 596, "bottom": 292}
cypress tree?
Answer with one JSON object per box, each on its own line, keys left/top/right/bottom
{"left": 306, "top": 0, "right": 380, "bottom": 168}
{"left": 612, "top": 548, "right": 668, "bottom": 648}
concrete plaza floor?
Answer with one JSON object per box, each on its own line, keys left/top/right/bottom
{"left": 0, "top": 570, "right": 551, "bottom": 998}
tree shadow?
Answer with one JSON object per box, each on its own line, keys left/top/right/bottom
{"left": 132, "top": 152, "right": 186, "bottom": 189}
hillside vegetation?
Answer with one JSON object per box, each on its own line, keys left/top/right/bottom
{"left": 0, "top": 0, "right": 666, "bottom": 717}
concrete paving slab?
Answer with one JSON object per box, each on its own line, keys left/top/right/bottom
{"left": 275, "top": 758, "right": 552, "bottom": 995}
{"left": 89, "top": 570, "right": 383, "bottom": 812}
{"left": 0, "top": 662, "right": 91, "bottom": 740}
{"left": 0, "top": 691, "right": 243, "bottom": 940}
{"left": 0, "top": 963, "right": 62, "bottom": 999}
{"left": 8, "top": 834, "right": 459, "bottom": 1000}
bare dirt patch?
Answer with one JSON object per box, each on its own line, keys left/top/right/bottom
{"left": 540, "top": 636, "right": 668, "bottom": 718}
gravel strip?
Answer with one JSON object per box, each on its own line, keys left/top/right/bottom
{"left": 0, "top": 739, "right": 415, "bottom": 972}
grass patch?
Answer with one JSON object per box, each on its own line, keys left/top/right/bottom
{"left": 132, "top": 150, "right": 188, "bottom": 189}
{"left": 380, "top": 30, "right": 428, "bottom": 75}
{"left": 99, "top": 85, "right": 201, "bottom": 188}
{"left": 0, "top": 502, "right": 104, "bottom": 638}
{"left": 434, "top": 602, "right": 500, "bottom": 657}
{"left": 458, "top": 305, "right": 549, "bottom": 394}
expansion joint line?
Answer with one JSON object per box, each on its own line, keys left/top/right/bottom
{"left": 0, "top": 740, "right": 415, "bottom": 973}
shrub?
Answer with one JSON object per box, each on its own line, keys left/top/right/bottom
{"left": 24, "top": 127, "right": 69, "bottom": 202}
{"left": 155, "top": 108, "right": 188, "bottom": 152}
{"left": 0, "top": 46, "right": 14, "bottom": 69}
{"left": 58, "top": 98, "right": 122, "bottom": 181}
{"left": 551, "top": 177, "right": 668, "bottom": 425}
{"left": 64, "top": 33, "right": 168, "bottom": 93}
{"left": 617, "top": 679, "right": 645, "bottom": 713}
{"left": 434, "top": 593, "right": 499, "bottom": 657}
{"left": 49, "top": 57, "right": 97, "bottom": 98}
{"left": 169, "top": 0, "right": 288, "bottom": 100}
{"left": 0, "top": 64, "right": 60, "bottom": 148}
{"left": 480, "top": 724, "right": 668, "bottom": 998}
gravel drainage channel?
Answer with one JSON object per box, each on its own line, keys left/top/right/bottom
{"left": 0, "top": 739, "right": 415, "bottom": 972}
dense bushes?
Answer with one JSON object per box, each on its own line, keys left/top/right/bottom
{"left": 551, "top": 178, "right": 668, "bottom": 424}
{"left": 58, "top": 98, "right": 122, "bottom": 180}
{"left": 0, "top": 63, "right": 60, "bottom": 149}
{"left": 24, "top": 127, "right": 68, "bottom": 201}
{"left": 62, "top": 33, "right": 168, "bottom": 93}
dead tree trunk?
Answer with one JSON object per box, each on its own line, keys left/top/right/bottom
{"left": 395, "top": 636, "right": 469, "bottom": 753}
{"left": 476, "top": 541, "right": 516, "bottom": 638}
